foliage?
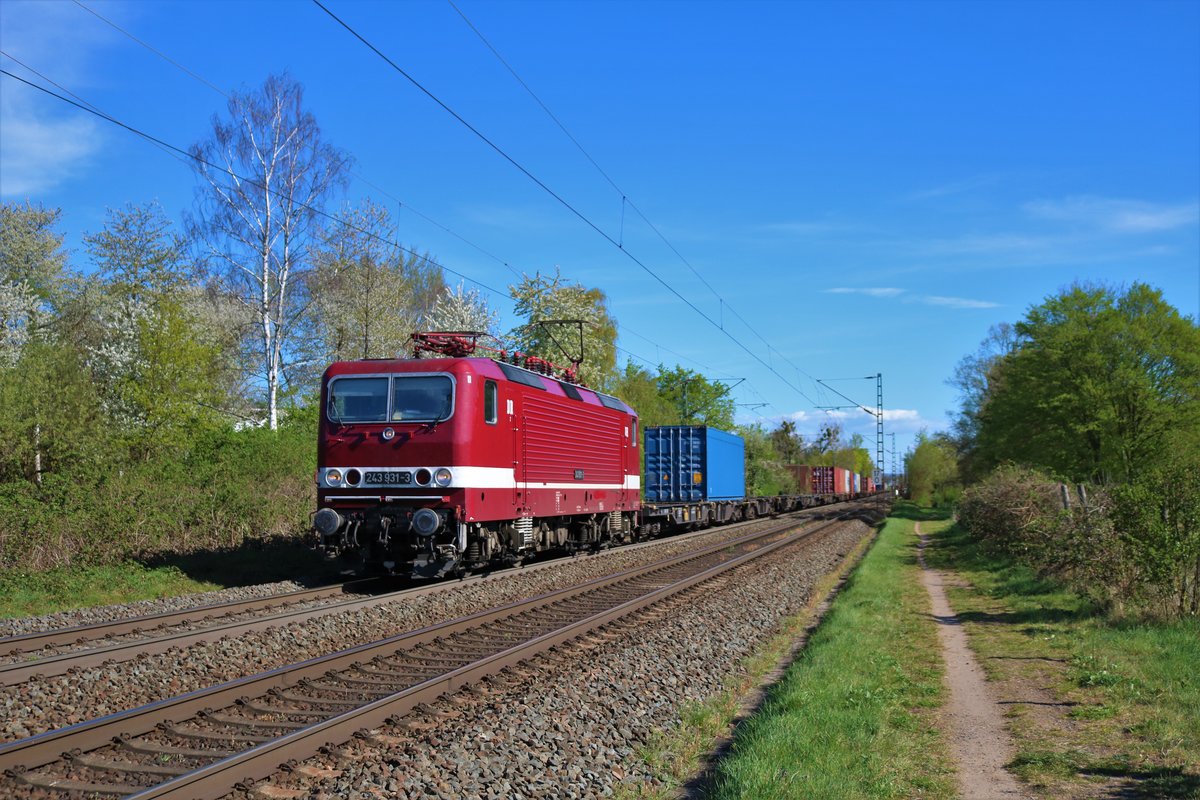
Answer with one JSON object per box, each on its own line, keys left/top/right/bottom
{"left": 905, "top": 431, "right": 960, "bottom": 507}
{"left": 958, "top": 462, "right": 1200, "bottom": 618}
{"left": 189, "top": 72, "right": 352, "bottom": 429}
{"left": 738, "top": 423, "right": 796, "bottom": 496}
{"left": 0, "top": 200, "right": 68, "bottom": 303}
{"left": 83, "top": 203, "right": 230, "bottom": 457}
{"left": 610, "top": 361, "right": 679, "bottom": 429}
{"left": 956, "top": 283, "right": 1200, "bottom": 484}
{"left": 426, "top": 280, "right": 500, "bottom": 337}
{"left": 769, "top": 418, "right": 805, "bottom": 464}
{"left": 1, "top": 201, "right": 68, "bottom": 366}
{"left": 508, "top": 268, "right": 618, "bottom": 389}
{"left": 308, "top": 199, "right": 444, "bottom": 365}
{"left": 1108, "top": 451, "right": 1200, "bottom": 617}
{"left": 0, "top": 406, "right": 317, "bottom": 572}
{"left": 654, "top": 364, "right": 736, "bottom": 429}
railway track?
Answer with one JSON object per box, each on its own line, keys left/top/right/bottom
{"left": 0, "top": 504, "right": 874, "bottom": 799}
{"left": 0, "top": 503, "right": 856, "bottom": 688}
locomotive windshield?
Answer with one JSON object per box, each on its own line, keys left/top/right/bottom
{"left": 327, "top": 375, "right": 454, "bottom": 423}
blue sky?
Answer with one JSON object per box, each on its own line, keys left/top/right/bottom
{"left": 2, "top": 0, "right": 1198, "bottom": 468}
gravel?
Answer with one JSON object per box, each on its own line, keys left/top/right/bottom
{"left": 2, "top": 514, "right": 834, "bottom": 742}
{"left": 235, "top": 518, "right": 875, "bottom": 800}
{"left": 0, "top": 580, "right": 309, "bottom": 639}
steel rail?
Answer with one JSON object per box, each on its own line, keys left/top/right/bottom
{"left": 0, "top": 503, "right": 848, "bottom": 687}
{"left": 0, "top": 579, "right": 380, "bottom": 658}
{"left": 0, "top": 502, "right": 878, "bottom": 799}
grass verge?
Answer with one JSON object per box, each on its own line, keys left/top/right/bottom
{"left": 625, "top": 502, "right": 955, "bottom": 799}
{"left": 0, "top": 537, "right": 340, "bottom": 619}
{"left": 924, "top": 520, "right": 1200, "bottom": 798}
{"left": 0, "top": 562, "right": 221, "bottom": 619}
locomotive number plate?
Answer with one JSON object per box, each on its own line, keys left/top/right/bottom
{"left": 365, "top": 471, "right": 412, "bottom": 485}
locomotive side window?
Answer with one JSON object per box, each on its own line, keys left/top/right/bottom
{"left": 484, "top": 380, "right": 498, "bottom": 424}
{"left": 328, "top": 377, "right": 389, "bottom": 422}
{"left": 391, "top": 375, "right": 454, "bottom": 421}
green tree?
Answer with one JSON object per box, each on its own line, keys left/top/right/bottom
{"left": 1, "top": 202, "right": 69, "bottom": 365}
{"left": 655, "top": 365, "right": 736, "bottom": 429}
{"left": 610, "top": 361, "right": 678, "bottom": 428}
{"left": 83, "top": 203, "right": 230, "bottom": 458}
{"left": 308, "top": 200, "right": 444, "bottom": 365}
{"left": 905, "top": 431, "right": 960, "bottom": 506}
{"left": 739, "top": 423, "right": 796, "bottom": 496}
{"left": 770, "top": 419, "right": 805, "bottom": 464}
{"left": 508, "top": 268, "right": 617, "bottom": 389}
{"left": 971, "top": 283, "right": 1200, "bottom": 483}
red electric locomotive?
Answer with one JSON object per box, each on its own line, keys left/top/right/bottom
{"left": 312, "top": 333, "right": 641, "bottom": 578}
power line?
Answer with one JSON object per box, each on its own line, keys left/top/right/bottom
{"left": 0, "top": 65, "right": 760, "bottom": 410}
{"left": 0, "top": 68, "right": 510, "bottom": 303}
{"left": 445, "top": 0, "right": 839, "bottom": 401}
{"left": 60, "top": 2, "right": 749, "bottom": 395}
{"left": 311, "top": 0, "right": 823, "bottom": 409}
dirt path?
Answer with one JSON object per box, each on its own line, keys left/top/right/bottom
{"left": 916, "top": 521, "right": 1031, "bottom": 800}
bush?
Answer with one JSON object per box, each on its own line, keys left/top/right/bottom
{"left": 0, "top": 409, "right": 317, "bottom": 573}
{"left": 959, "top": 461, "right": 1200, "bottom": 618}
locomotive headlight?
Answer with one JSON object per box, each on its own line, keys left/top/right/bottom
{"left": 434, "top": 468, "right": 452, "bottom": 487}
{"left": 381, "top": 427, "right": 395, "bottom": 441}
{"left": 325, "top": 468, "right": 344, "bottom": 487}
{"left": 415, "top": 468, "right": 432, "bottom": 486}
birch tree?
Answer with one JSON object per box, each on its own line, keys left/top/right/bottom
{"left": 307, "top": 200, "right": 444, "bottom": 365}
{"left": 189, "top": 73, "right": 350, "bottom": 428}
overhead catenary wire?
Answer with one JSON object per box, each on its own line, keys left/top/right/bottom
{"left": 311, "top": 0, "right": 824, "bottom": 410}
{"left": 445, "top": 0, "right": 837, "bottom": 397}
{"left": 54, "top": 1, "right": 770, "bottom": 413}
{"left": 0, "top": 69, "right": 511, "bottom": 302}
{"left": 1, "top": 65, "right": 781, "bottom": 420}
{"left": 35, "top": 4, "right": 787, "bottom": 424}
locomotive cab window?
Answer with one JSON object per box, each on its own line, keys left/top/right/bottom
{"left": 327, "top": 377, "right": 389, "bottom": 422}
{"left": 326, "top": 374, "right": 453, "bottom": 423}
{"left": 391, "top": 375, "right": 454, "bottom": 422}
{"left": 484, "top": 380, "right": 497, "bottom": 424}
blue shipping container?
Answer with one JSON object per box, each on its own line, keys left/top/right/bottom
{"left": 644, "top": 426, "right": 746, "bottom": 502}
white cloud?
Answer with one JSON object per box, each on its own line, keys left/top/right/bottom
{"left": 917, "top": 295, "right": 1001, "bottom": 309}
{"left": 768, "top": 407, "right": 935, "bottom": 437}
{"left": 823, "top": 287, "right": 998, "bottom": 309}
{"left": 0, "top": 0, "right": 117, "bottom": 198}
{"left": 1023, "top": 196, "right": 1199, "bottom": 233}
{"left": 0, "top": 88, "right": 100, "bottom": 197}
{"left": 824, "top": 287, "right": 905, "bottom": 298}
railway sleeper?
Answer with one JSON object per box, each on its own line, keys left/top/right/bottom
{"left": 11, "top": 771, "right": 142, "bottom": 796}
{"left": 197, "top": 711, "right": 310, "bottom": 732}
{"left": 235, "top": 699, "right": 334, "bottom": 718}
{"left": 162, "top": 721, "right": 273, "bottom": 745}
{"left": 65, "top": 751, "right": 191, "bottom": 777}
{"left": 354, "top": 663, "right": 443, "bottom": 680}
{"left": 117, "top": 736, "right": 234, "bottom": 759}
{"left": 271, "top": 689, "right": 362, "bottom": 708}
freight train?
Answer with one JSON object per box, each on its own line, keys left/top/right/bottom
{"left": 312, "top": 333, "right": 876, "bottom": 577}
